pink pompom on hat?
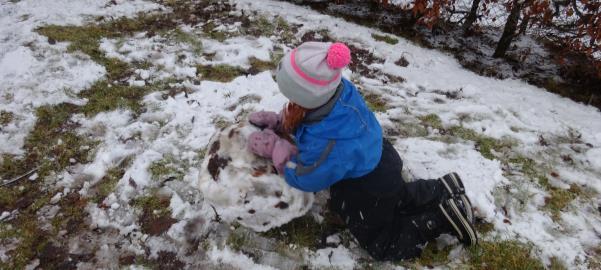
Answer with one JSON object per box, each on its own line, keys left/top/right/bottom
{"left": 276, "top": 41, "right": 351, "bottom": 109}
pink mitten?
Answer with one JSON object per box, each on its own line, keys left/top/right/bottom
{"left": 248, "top": 130, "right": 297, "bottom": 174}
{"left": 271, "top": 139, "right": 298, "bottom": 174}
{"left": 248, "top": 111, "right": 281, "bottom": 131}
{"left": 248, "top": 129, "right": 279, "bottom": 158}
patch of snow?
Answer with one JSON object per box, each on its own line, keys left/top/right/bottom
{"left": 309, "top": 245, "right": 356, "bottom": 270}
{"left": 0, "top": 0, "right": 161, "bottom": 155}
{"left": 207, "top": 245, "right": 278, "bottom": 270}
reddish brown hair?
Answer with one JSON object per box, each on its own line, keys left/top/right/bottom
{"left": 281, "top": 102, "right": 309, "bottom": 134}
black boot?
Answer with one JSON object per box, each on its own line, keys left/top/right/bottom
{"left": 438, "top": 196, "right": 478, "bottom": 246}
{"left": 439, "top": 172, "right": 474, "bottom": 224}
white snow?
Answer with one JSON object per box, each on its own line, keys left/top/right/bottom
{"left": 1, "top": 0, "right": 600, "bottom": 268}
{"left": 207, "top": 246, "right": 278, "bottom": 270}
{"left": 0, "top": 0, "right": 160, "bottom": 155}
{"left": 310, "top": 245, "right": 357, "bottom": 269}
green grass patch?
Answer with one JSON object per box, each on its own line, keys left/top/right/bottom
{"left": 24, "top": 104, "right": 96, "bottom": 178}
{"left": 419, "top": 113, "right": 443, "bottom": 130}
{"left": 131, "top": 192, "right": 171, "bottom": 216}
{"left": 131, "top": 191, "right": 177, "bottom": 236}
{"left": 549, "top": 257, "right": 567, "bottom": 270}
{"left": 212, "top": 116, "right": 233, "bottom": 129}
{"left": 197, "top": 64, "right": 246, "bottom": 82}
{"left": 90, "top": 164, "right": 129, "bottom": 204}
{"left": 79, "top": 79, "right": 178, "bottom": 116}
{"left": 446, "top": 126, "right": 513, "bottom": 160}
{"left": 0, "top": 214, "right": 49, "bottom": 269}
{"left": 50, "top": 192, "right": 89, "bottom": 235}
{"left": 508, "top": 155, "right": 540, "bottom": 181}
{"left": 202, "top": 21, "right": 229, "bottom": 42}
{"left": 0, "top": 110, "right": 13, "bottom": 126}
{"left": 475, "top": 220, "right": 495, "bottom": 235}
{"left": 30, "top": 105, "right": 95, "bottom": 169}
{"left": 248, "top": 55, "right": 281, "bottom": 75}
{"left": 468, "top": 240, "right": 544, "bottom": 270}
{"left": 413, "top": 243, "right": 453, "bottom": 267}
{"left": 261, "top": 215, "right": 323, "bottom": 250}
{"left": 166, "top": 28, "right": 203, "bottom": 55}
{"left": 363, "top": 92, "right": 388, "bottom": 112}
{"left": 148, "top": 154, "right": 187, "bottom": 182}
{"left": 539, "top": 177, "right": 582, "bottom": 220}
{"left": 371, "top": 33, "right": 399, "bottom": 45}
{"left": 227, "top": 230, "right": 251, "bottom": 252}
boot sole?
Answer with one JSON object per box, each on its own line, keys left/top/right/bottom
{"left": 439, "top": 199, "right": 478, "bottom": 246}
{"left": 440, "top": 172, "right": 474, "bottom": 223}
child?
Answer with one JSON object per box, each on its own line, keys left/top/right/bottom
{"left": 247, "top": 41, "right": 477, "bottom": 260}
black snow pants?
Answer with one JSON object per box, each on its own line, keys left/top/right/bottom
{"left": 329, "top": 139, "right": 449, "bottom": 260}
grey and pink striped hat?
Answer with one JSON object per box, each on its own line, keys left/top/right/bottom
{"left": 276, "top": 41, "right": 351, "bottom": 109}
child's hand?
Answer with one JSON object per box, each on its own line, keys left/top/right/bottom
{"left": 271, "top": 138, "right": 297, "bottom": 174}
{"left": 248, "top": 129, "right": 279, "bottom": 158}
{"left": 248, "top": 111, "right": 281, "bottom": 131}
{"left": 248, "top": 129, "right": 297, "bottom": 174}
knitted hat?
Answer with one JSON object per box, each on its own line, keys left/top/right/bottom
{"left": 276, "top": 41, "right": 351, "bottom": 109}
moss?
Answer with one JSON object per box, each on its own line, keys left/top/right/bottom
{"left": 414, "top": 243, "right": 452, "bottom": 267}
{"left": 587, "top": 247, "right": 601, "bottom": 269}
{"left": 419, "top": 113, "right": 443, "bottom": 130}
{"left": 371, "top": 33, "right": 399, "bottom": 45}
{"left": 446, "top": 126, "right": 513, "bottom": 160}
{"left": 24, "top": 104, "right": 96, "bottom": 178}
{"left": 131, "top": 192, "right": 171, "bottom": 215}
{"left": 362, "top": 92, "right": 388, "bottom": 112}
{"left": 274, "top": 16, "right": 295, "bottom": 44}
{"left": 475, "top": 220, "right": 495, "bottom": 235}
{"left": 148, "top": 155, "right": 187, "bottom": 182}
{"left": 1, "top": 214, "right": 49, "bottom": 269}
{"left": 250, "top": 16, "right": 276, "bottom": 37}
{"left": 202, "top": 21, "right": 229, "bottom": 42}
{"left": 37, "top": 24, "right": 130, "bottom": 80}
{"left": 468, "top": 240, "right": 544, "bottom": 270}
{"left": 36, "top": 12, "right": 184, "bottom": 81}
{"left": 508, "top": 156, "right": 540, "bottom": 181}
{"left": 79, "top": 81, "right": 141, "bottom": 116}
{"left": 197, "top": 64, "right": 246, "bottom": 82}
{"left": 261, "top": 215, "right": 323, "bottom": 250}
{"left": 167, "top": 28, "right": 203, "bottom": 55}
{"left": 91, "top": 166, "right": 126, "bottom": 204}
{"left": 227, "top": 230, "right": 250, "bottom": 252}
{"left": 539, "top": 177, "right": 582, "bottom": 220}
{"left": 132, "top": 193, "right": 177, "bottom": 235}
{"left": 51, "top": 193, "right": 89, "bottom": 235}
{"left": 0, "top": 110, "right": 13, "bottom": 126}
{"left": 212, "top": 116, "right": 232, "bottom": 129}
{"left": 505, "top": 156, "right": 583, "bottom": 215}
{"left": 248, "top": 56, "right": 278, "bottom": 75}
{"left": 549, "top": 257, "right": 567, "bottom": 270}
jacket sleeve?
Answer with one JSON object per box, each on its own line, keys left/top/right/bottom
{"left": 282, "top": 141, "right": 347, "bottom": 192}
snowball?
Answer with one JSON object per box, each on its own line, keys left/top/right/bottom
{"left": 198, "top": 123, "right": 313, "bottom": 232}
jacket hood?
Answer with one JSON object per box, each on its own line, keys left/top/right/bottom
{"left": 297, "top": 78, "right": 376, "bottom": 140}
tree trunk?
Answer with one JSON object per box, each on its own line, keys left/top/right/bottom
{"left": 517, "top": 15, "right": 530, "bottom": 36}
{"left": 493, "top": 0, "right": 522, "bottom": 58}
{"left": 463, "top": 0, "right": 482, "bottom": 34}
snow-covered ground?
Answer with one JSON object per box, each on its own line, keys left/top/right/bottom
{"left": 1, "top": 0, "right": 600, "bottom": 269}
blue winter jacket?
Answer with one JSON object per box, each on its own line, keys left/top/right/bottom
{"left": 284, "top": 78, "right": 383, "bottom": 192}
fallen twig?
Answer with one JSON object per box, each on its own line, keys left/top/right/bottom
{"left": 0, "top": 166, "right": 40, "bottom": 187}
{"left": 210, "top": 204, "right": 222, "bottom": 223}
